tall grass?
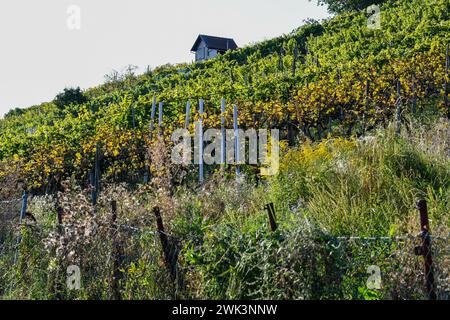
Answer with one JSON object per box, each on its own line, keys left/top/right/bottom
{"left": 270, "top": 118, "right": 449, "bottom": 237}
{"left": 0, "top": 117, "right": 448, "bottom": 300}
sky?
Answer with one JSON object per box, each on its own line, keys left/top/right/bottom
{"left": 0, "top": 0, "right": 329, "bottom": 117}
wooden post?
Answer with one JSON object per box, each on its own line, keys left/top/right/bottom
{"left": 153, "top": 207, "right": 176, "bottom": 280}
{"left": 131, "top": 104, "right": 136, "bottom": 129}
{"left": 221, "top": 98, "right": 226, "bottom": 170}
{"left": 337, "top": 70, "right": 344, "bottom": 121}
{"left": 144, "top": 159, "right": 149, "bottom": 184}
{"left": 158, "top": 102, "right": 163, "bottom": 136}
{"left": 18, "top": 191, "right": 28, "bottom": 225}
{"left": 412, "top": 74, "right": 417, "bottom": 115}
{"left": 278, "top": 49, "right": 283, "bottom": 75}
{"left": 328, "top": 116, "right": 333, "bottom": 135}
{"left": 110, "top": 200, "right": 121, "bottom": 300}
{"left": 145, "top": 96, "right": 157, "bottom": 183}
{"left": 57, "top": 205, "right": 63, "bottom": 235}
{"left": 150, "top": 96, "right": 157, "bottom": 134}
{"left": 396, "top": 80, "right": 402, "bottom": 136}
{"left": 287, "top": 122, "right": 294, "bottom": 145}
{"left": 292, "top": 44, "right": 299, "bottom": 76}
{"left": 49, "top": 196, "right": 64, "bottom": 299}
{"left": 14, "top": 191, "right": 28, "bottom": 264}
{"left": 363, "top": 79, "right": 370, "bottom": 133}
{"left": 304, "top": 44, "right": 308, "bottom": 65}
{"left": 233, "top": 104, "right": 241, "bottom": 178}
{"left": 185, "top": 101, "right": 191, "bottom": 129}
{"left": 90, "top": 170, "right": 96, "bottom": 205}
{"left": 199, "top": 99, "right": 204, "bottom": 184}
{"left": 264, "top": 203, "right": 278, "bottom": 232}
{"left": 95, "top": 142, "right": 100, "bottom": 193}
{"left": 317, "top": 118, "right": 322, "bottom": 140}
{"left": 445, "top": 44, "right": 449, "bottom": 118}
{"left": 91, "top": 142, "right": 100, "bottom": 206}
{"left": 415, "top": 200, "right": 437, "bottom": 300}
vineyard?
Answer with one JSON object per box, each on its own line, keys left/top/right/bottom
{"left": 0, "top": 0, "right": 449, "bottom": 300}
{"left": 0, "top": 0, "right": 448, "bottom": 189}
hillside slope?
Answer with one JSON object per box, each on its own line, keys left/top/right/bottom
{"left": 0, "top": 0, "right": 449, "bottom": 300}
{"left": 1, "top": 116, "right": 448, "bottom": 300}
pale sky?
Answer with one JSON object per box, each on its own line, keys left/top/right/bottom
{"left": 0, "top": 0, "right": 329, "bottom": 117}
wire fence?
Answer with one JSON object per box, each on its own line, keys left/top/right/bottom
{"left": 0, "top": 196, "right": 449, "bottom": 300}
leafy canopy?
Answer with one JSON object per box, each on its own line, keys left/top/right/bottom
{"left": 313, "top": 0, "right": 387, "bottom": 14}
{"left": 54, "top": 87, "right": 88, "bottom": 110}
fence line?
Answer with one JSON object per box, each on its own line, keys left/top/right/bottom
{"left": 1, "top": 190, "right": 448, "bottom": 300}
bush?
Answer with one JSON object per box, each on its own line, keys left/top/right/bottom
{"left": 53, "top": 87, "right": 88, "bottom": 110}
